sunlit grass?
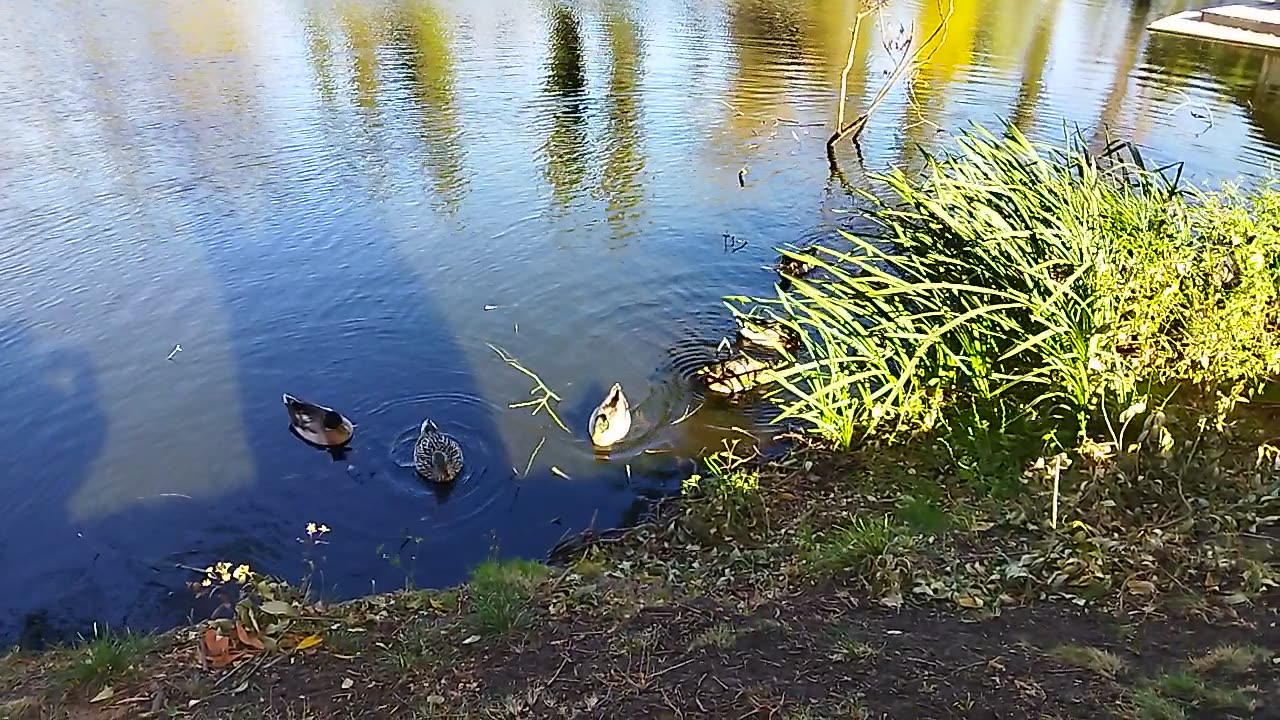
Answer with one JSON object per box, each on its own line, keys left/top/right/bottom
{"left": 60, "top": 626, "right": 157, "bottom": 691}
{"left": 1049, "top": 643, "right": 1127, "bottom": 677}
{"left": 466, "top": 558, "right": 550, "bottom": 636}
{"left": 732, "top": 124, "right": 1280, "bottom": 461}
{"left": 1186, "top": 644, "right": 1272, "bottom": 674}
{"left": 803, "top": 515, "right": 901, "bottom": 578}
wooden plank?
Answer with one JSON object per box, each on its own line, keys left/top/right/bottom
{"left": 1149, "top": 7, "right": 1280, "bottom": 51}
{"left": 1201, "top": 4, "right": 1280, "bottom": 35}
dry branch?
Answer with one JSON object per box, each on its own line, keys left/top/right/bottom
{"left": 827, "top": 0, "right": 955, "bottom": 166}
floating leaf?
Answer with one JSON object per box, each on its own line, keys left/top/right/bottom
{"left": 260, "top": 600, "right": 297, "bottom": 617}
{"left": 90, "top": 686, "right": 114, "bottom": 703}
{"left": 341, "top": 678, "right": 354, "bottom": 690}
{"left": 295, "top": 633, "right": 323, "bottom": 651}
{"left": 956, "top": 595, "right": 984, "bottom": 609}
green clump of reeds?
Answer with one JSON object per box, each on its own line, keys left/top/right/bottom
{"left": 737, "top": 124, "right": 1280, "bottom": 451}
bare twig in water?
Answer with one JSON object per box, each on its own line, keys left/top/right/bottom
{"left": 1167, "top": 88, "right": 1214, "bottom": 137}
{"left": 827, "top": 0, "right": 953, "bottom": 164}
{"left": 488, "top": 343, "right": 572, "bottom": 434}
{"left": 716, "top": 98, "right": 743, "bottom": 116}
{"left": 521, "top": 436, "right": 546, "bottom": 478}
{"left": 671, "top": 402, "right": 703, "bottom": 426}
{"left": 550, "top": 465, "right": 571, "bottom": 480}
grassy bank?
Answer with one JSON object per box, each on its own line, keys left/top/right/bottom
{"left": 4, "top": 126, "right": 1279, "bottom": 719}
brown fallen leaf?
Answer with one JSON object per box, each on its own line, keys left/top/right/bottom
{"left": 1125, "top": 579, "right": 1157, "bottom": 595}
{"left": 235, "top": 621, "right": 265, "bottom": 651}
{"left": 213, "top": 649, "right": 252, "bottom": 669}
{"left": 202, "top": 627, "right": 230, "bottom": 658}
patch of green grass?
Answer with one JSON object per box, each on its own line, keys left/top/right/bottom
{"left": 382, "top": 618, "right": 455, "bottom": 671}
{"left": 804, "top": 515, "right": 900, "bottom": 577}
{"left": 691, "top": 622, "right": 739, "bottom": 650}
{"left": 1049, "top": 643, "right": 1127, "bottom": 676}
{"left": 1155, "top": 672, "right": 1203, "bottom": 701}
{"left": 571, "top": 555, "right": 606, "bottom": 579}
{"left": 325, "top": 628, "right": 368, "bottom": 655}
{"left": 682, "top": 442, "right": 768, "bottom": 541}
{"left": 1130, "top": 687, "right": 1186, "bottom": 720}
{"left": 833, "top": 637, "right": 880, "bottom": 663}
{"left": 466, "top": 558, "right": 550, "bottom": 636}
{"left": 1187, "top": 644, "right": 1272, "bottom": 675}
{"left": 1149, "top": 672, "right": 1253, "bottom": 711}
{"left": 894, "top": 495, "right": 951, "bottom": 534}
{"left": 423, "top": 588, "right": 460, "bottom": 613}
{"left": 1197, "top": 685, "right": 1252, "bottom": 709}
{"left": 831, "top": 699, "right": 872, "bottom": 720}
{"left": 59, "top": 627, "right": 157, "bottom": 691}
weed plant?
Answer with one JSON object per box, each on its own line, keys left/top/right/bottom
{"left": 734, "top": 125, "right": 1280, "bottom": 465}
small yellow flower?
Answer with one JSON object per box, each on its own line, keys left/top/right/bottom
{"left": 318, "top": 524, "right": 330, "bottom": 534}
{"left": 306, "top": 522, "right": 318, "bottom": 536}
{"left": 201, "top": 578, "right": 212, "bottom": 587}
{"left": 232, "top": 564, "right": 251, "bottom": 583}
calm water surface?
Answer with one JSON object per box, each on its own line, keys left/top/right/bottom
{"left": 1, "top": 0, "right": 1277, "bottom": 642}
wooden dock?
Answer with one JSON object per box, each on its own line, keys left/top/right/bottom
{"left": 1149, "top": 3, "right": 1280, "bottom": 50}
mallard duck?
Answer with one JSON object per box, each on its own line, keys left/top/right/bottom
{"left": 589, "top": 383, "right": 631, "bottom": 448}
{"left": 776, "top": 252, "right": 814, "bottom": 282}
{"left": 283, "top": 394, "right": 354, "bottom": 447}
{"left": 414, "top": 419, "right": 464, "bottom": 483}
{"left": 696, "top": 353, "right": 784, "bottom": 395}
{"left": 737, "top": 318, "right": 799, "bottom": 353}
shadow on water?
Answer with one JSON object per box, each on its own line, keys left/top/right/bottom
{"left": 151, "top": 14, "right": 520, "bottom": 624}
{"left": 0, "top": 323, "right": 106, "bottom": 648}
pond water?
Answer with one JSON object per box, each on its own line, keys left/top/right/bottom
{"left": 1, "top": 0, "right": 1277, "bottom": 643}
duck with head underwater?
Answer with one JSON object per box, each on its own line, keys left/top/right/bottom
{"left": 589, "top": 383, "right": 631, "bottom": 449}
{"left": 414, "top": 419, "right": 464, "bottom": 483}
{"left": 283, "top": 394, "right": 354, "bottom": 447}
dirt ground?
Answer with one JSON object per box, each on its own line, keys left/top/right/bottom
{"left": 4, "top": 577, "right": 1275, "bottom": 720}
